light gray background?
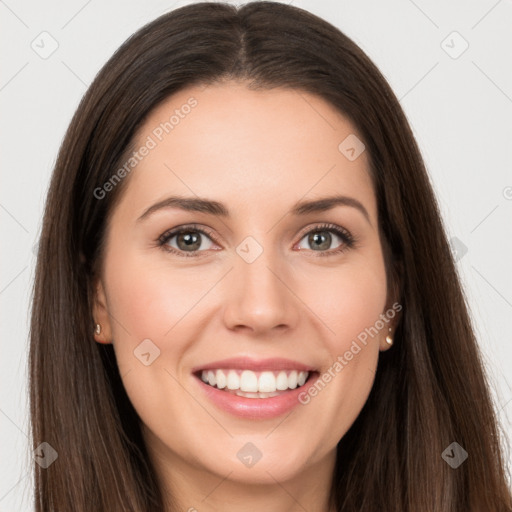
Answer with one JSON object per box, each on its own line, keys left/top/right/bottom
{"left": 1, "top": 0, "right": 511, "bottom": 509}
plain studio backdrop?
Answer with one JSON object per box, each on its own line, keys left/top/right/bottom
{"left": 1, "top": 0, "right": 511, "bottom": 509}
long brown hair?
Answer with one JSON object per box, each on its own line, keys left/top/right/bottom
{"left": 29, "top": 2, "right": 512, "bottom": 510}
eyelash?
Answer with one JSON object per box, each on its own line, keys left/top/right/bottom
{"left": 156, "top": 222, "right": 358, "bottom": 258}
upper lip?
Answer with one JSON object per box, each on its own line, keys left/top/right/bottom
{"left": 191, "top": 356, "right": 316, "bottom": 374}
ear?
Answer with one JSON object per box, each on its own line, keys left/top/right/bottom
{"left": 92, "top": 278, "right": 113, "bottom": 344}
{"left": 379, "top": 260, "right": 403, "bottom": 352}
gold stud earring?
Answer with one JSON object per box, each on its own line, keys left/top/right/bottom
{"left": 95, "top": 323, "right": 101, "bottom": 335}
{"left": 385, "top": 327, "right": 393, "bottom": 346}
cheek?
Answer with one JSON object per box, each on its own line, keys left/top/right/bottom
{"left": 330, "top": 268, "right": 387, "bottom": 345}
{"left": 102, "top": 249, "right": 205, "bottom": 437}
{"left": 107, "top": 267, "right": 175, "bottom": 341}
{"left": 294, "top": 250, "right": 387, "bottom": 420}
{"left": 296, "top": 255, "right": 388, "bottom": 353}
{"left": 102, "top": 242, "right": 192, "bottom": 376}
{"left": 104, "top": 241, "right": 205, "bottom": 340}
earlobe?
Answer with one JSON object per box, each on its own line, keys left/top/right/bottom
{"left": 379, "top": 305, "right": 401, "bottom": 352}
{"left": 380, "top": 300, "right": 402, "bottom": 351}
{"left": 380, "top": 262, "right": 403, "bottom": 351}
{"left": 380, "top": 325, "right": 394, "bottom": 351}
{"left": 92, "top": 279, "right": 113, "bottom": 344}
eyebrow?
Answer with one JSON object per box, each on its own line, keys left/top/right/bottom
{"left": 137, "top": 194, "right": 371, "bottom": 225}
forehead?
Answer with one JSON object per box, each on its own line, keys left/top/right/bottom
{"left": 115, "top": 81, "right": 376, "bottom": 224}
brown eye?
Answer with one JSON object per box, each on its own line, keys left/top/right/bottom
{"left": 173, "top": 231, "right": 203, "bottom": 251}
{"left": 158, "top": 225, "right": 217, "bottom": 257}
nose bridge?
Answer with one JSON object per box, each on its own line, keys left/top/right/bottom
{"left": 223, "top": 234, "right": 296, "bottom": 333}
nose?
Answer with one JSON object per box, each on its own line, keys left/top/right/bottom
{"left": 222, "top": 244, "right": 299, "bottom": 336}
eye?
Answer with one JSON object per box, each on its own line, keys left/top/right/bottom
{"left": 157, "top": 224, "right": 218, "bottom": 257}
{"left": 295, "top": 223, "right": 356, "bottom": 257}
{"left": 157, "top": 222, "right": 357, "bottom": 258}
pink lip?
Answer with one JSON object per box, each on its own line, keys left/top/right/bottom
{"left": 193, "top": 371, "right": 320, "bottom": 420}
{"left": 191, "top": 356, "right": 316, "bottom": 373}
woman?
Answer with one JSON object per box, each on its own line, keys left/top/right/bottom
{"left": 29, "top": 2, "right": 512, "bottom": 511}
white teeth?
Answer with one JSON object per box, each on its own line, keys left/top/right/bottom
{"left": 240, "top": 370, "right": 259, "bottom": 392}
{"left": 216, "top": 369, "right": 227, "bottom": 389}
{"left": 233, "top": 389, "right": 281, "bottom": 399}
{"left": 288, "top": 370, "right": 298, "bottom": 389}
{"left": 200, "top": 369, "right": 310, "bottom": 393}
{"left": 258, "top": 371, "right": 276, "bottom": 392}
{"left": 276, "top": 371, "right": 289, "bottom": 390}
{"left": 226, "top": 370, "right": 239, "bottom": 390}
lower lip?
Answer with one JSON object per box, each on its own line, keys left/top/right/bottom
{"left": 193, "top": 372, "right": 319, "bottom": 420}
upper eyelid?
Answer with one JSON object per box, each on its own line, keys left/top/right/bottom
{"left": 158, "top": 224, "right": 216, "bottom": 243}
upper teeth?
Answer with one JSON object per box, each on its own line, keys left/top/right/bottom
{"left": 200, "top": 369, "right": 309, "bottom": 392}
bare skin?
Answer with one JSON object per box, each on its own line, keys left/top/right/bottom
{"left": 93, "top": 81, "right": 400, "bottom": 512}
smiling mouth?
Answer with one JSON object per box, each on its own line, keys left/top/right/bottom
{"left": 194, "top": 368, "right": 316, "bottom": 399}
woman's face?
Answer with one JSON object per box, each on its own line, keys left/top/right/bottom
{"left": 93, "top": 81, "right": 396, "bottom": 492}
